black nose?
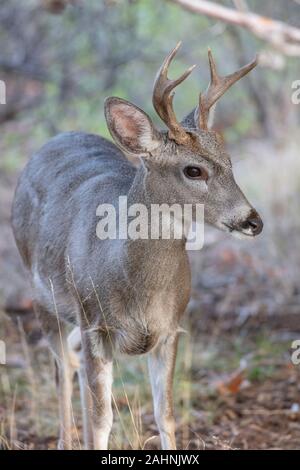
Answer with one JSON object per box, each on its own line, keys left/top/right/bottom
{"left": 241, "top": 211, "right": 263, "bottom": 236}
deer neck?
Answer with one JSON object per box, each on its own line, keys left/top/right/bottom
{"left": 121, "top": 162, "right": 188, "bottom": 271}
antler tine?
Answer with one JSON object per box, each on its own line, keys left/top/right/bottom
{"left": 153, "top": 42, "right": 196, "bottom": 144}
{"left": 199, "top": 49, "right": 258, "bottom": 129}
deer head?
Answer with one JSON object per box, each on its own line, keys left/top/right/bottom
{"left": 105, "top": 43, "right": 263, "bottom": 238}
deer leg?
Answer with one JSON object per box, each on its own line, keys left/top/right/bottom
{"left": 78, "top": 361, "right": 94, "bottom": 449}
{"left": 54, "top": 350, "right": 74, "bottom": 450}
{"left": 35, "top": 305, "right": 73, "bottom": 449}
{"left": 148, "top": 333, "right": 178, "bottom": 450}
{"left": 81, "top": 329, "right": 113, "bottom": 450}
{"left": 68, "top": 327, "right": 93, "bottom": 449}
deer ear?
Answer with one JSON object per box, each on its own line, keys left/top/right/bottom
{"left": 104, "top": 97, "right": 161, "bottom": 156}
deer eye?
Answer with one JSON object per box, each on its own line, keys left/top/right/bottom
{"left": 183, "top": 166, "right": 207, "bottom": 180}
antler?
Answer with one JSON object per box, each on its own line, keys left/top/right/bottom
{"left": 198, "top": 49, "right": 258, "bottom": 130}
{"left": 152, "top": 42, "right": 196, "bottom": 145}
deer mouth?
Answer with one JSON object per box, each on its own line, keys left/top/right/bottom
{"left": 222, "top": 222, "right": 254, "bottom": 237}
{"left": 222, "top": 216, "right": 263, "bottom": 238}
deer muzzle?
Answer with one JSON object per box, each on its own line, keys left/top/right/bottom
{"left": 224, "top": 209, "right": 263, "bottom": 237}
{"left": 239, "top": 209, "right": 263, "bottom": 236}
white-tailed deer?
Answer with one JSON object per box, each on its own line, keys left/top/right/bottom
{"left": 12, "top": 43, "right": 263, "bottom": 450}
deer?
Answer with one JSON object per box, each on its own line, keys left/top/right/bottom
{"left": 12, "top": 43, "right": 263, "bottom": 450}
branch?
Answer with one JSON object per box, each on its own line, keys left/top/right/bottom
{"left": 170, "top": 0, "right": 300, "bottom": 56}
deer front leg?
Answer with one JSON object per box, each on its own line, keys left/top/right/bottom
{"left": 81, "top": 329, "right": 113, "bottom": 450}
{"left": 55, "top": 355, "right": 73, "bottom": 450}
{"left": 35, "top": 305, "right": 73, "bottom": 449}
{"left": 78, "top": 361, "right": 94, "bottom": 449}
{"left": 68, "top": 327, "right": 93, "bottom": 449}
{"left": 148, "top": 333, "right": 178, "bottom": 450}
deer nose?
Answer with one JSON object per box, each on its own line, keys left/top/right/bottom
{"left": 241, "top": 211, "right": 263, "bottom": 236}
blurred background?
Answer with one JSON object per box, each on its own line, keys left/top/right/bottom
{"left": 0, "top": 0, "right": 300, "bottom": 450}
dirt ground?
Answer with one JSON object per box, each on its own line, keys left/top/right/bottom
{"left": 1, "top": 310, "right": 300, "bottom": 450}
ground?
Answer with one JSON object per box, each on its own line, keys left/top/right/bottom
{"left": 1, "top": 311, "right": 300, "bottom": 450}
